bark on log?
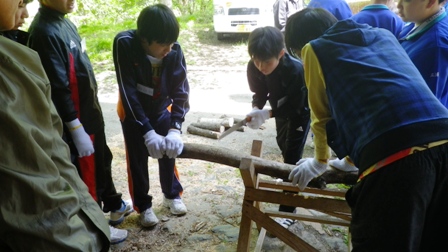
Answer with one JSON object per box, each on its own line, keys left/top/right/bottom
{"left": 186, "top": 125, "right": 220, "bottom": 139}
{"left": 190, "top": 122, "right": 225, "bottom": 133}
{"left": 179, "top": 143, "right": 358, "bottom": 188}
{"left": 198, "top": 117, "right": 234, "bottom": 127}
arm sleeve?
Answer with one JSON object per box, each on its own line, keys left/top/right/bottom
{"left": 113, "top": 34, "right": 152, "bottom": 134}
{"left": 413, "top": 47, "right": 448, "bottom": 106}
{"left": 247, "top": 61, "right": 268, "bottom": 109}
{"left": 302, "top": 44, "right": 331, "bottom": 161}
{"left": 28, "top": 32, "right": 78, "bottom": 123}
{"left": 168, "top": 43, "right": 190, "bottom": 126}
{"left": 285, "top": 59, "right": 307, "bottom": 115}
{"left": 278, "top": 0, "right": 288, "bottom": 31}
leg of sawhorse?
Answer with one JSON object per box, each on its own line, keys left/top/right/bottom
{"left": 237, "top": 158, "right": 258, "bottom": 252}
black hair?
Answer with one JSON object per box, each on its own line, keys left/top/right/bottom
{"left": 284, "top": 8, "right": 338, "bottom": 56}
{"left": 137, "top": 4, "right": 179, "bottom": 44}
{"left": 248, "top": 26, "right": 284, "bottom": 61}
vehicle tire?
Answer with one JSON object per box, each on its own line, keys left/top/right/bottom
{"left": 217, "top": 33, "right": 225, "bottom": 40}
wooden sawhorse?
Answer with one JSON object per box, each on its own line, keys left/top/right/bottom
{"left": 237, "top": 140, "right": 351, "bottom": 251}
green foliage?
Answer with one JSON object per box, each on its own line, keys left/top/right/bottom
{"left": 78, "top": 19, "right": 137, "bottom": 62}
{"left": 75, "top": 0, "right": 215, "bottom": 62}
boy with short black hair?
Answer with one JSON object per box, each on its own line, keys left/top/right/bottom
{"left": 1, "top": 0, "right": 33, "bottom": 45}
{"left": 113, "top": 4, "right": 190, "bottom": 228}
{"left": 245, "top": 26, "right": 310, "bottom": 230}
{"left": 398, "top": 0, "right": 448, "bottom": 106}
{"left": 27, "top": 0, "right": 130, "bottom": 244}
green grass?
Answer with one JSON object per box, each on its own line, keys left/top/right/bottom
{"left": 77, "top": 4, "right": 214, "bottom": 63}
{"left": 78, "top": 19, "right": 137, "bottom": 62}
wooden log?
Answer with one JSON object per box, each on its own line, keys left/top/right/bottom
{"left": 179, "top": 143, "right": 358, "bottom": 188}
{"left": 190, "top": 122, "right": 225, "bottom": 133}
{"left": 186, "top": 125, "right": 220, "bottom": 139}
{"left": 198, "top": 117, "right": 234, "bottom": 127}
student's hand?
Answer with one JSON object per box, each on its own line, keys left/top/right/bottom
{"left": 289, "top": 158, "right": 327, "bottom": 190}
{"left": 246, "top": 107, "right": 270, "bottom": 129}
{"left": 165, "top": 129, "right": 183, "bottom": 159}
{"left": 65, "top": 118, "right": 95, "bottom": 157}
{"left": 143, "top": 130, "right": 166, "bottom": 159}
{"left": 329, "top": 157, "right": 358, "bottom": 172}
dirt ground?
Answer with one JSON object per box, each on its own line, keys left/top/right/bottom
{"left": 96, "top": 29, "right": 349, "bottom": 251}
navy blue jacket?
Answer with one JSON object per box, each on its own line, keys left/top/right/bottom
{"left": 113, "top": 30, "right": 190, "bottom": 135}
{"left": 28, "top": 6, "right": 104, "bottom": 133}
{"left": 247, "top": 53, "right": 309, "bottom": 119}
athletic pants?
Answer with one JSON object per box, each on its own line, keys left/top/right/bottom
{"left": 69, "top": 127, "right": 122, "bottom": 212}
{"left": 275, "top": 114, "right": 311, "bottom": 212}
{"left": 121, "top": 110, "right": 183, "bottom": 213}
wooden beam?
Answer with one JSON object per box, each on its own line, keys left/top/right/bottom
{"left": 244, "top": 188, "right": 351, "bottom": 214}
{"left": 241, "top": 201, "right": 318, "bottom": 252}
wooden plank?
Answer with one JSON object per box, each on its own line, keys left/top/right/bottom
{"left": 254, "top": 228, "right": 267, "bottom": 252}
{"left": 244, "top": 188, "right": 351, "bottom": 214}
{"left": 239, "top": 158, "right": 256, "bottom": 188}
{"left": 264, "top": 210, "right": 350, "bottom": 226}
{"left": 242, "top": 201, "right": 318, "bottom": 251}
{"left": 237, "top": 201, "right": 254, "bottom": 252}
{"left": 257, "top": 180, "right": 347, "bottom": 197}
{"left": 250, "top": 140, "right": 263, "bottom": 157}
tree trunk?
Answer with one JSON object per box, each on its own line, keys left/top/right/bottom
{"left": 179, "top": 143, "right": 358, "bottom": 189}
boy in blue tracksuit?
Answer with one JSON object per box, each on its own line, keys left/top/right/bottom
{"left": 246, "top": 26, "right": 310, "bottom": 231}
{"left": 285, "top": 8, "right": 448, "bottom": 251}
{"left": 113, "top": 4, "right": 190, "bottom": 228}
{"left": 307, "top": 0, "right": 353, "bottom": 20}
{"left": 398, "top": 0, "right": 448, "bottom": 107}
{"left": 351, "top": 0, "right": 404, "bottom": 38}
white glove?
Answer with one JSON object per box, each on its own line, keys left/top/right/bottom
{"left": 329, "top": 157, "right": 358, "bottom": 172}
{"left": 143, "top": 130, "right": 166, "bottom": 159}
{"left": 288, "top": 158, "right": 327, "bottom": 190}
{"left": 65, "top": 118, "right": 94, "bottom": 157}
{"left": 165, "top": 129, "right": 183, "bottom": 159}
{"left": 246, "top": 107, "right": 270, "bottom": 129}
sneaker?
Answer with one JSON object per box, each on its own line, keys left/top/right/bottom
{"left": 109, "top": 225, "right": 128, "bottom": 245}
{"left": 109, "top": 199, "right": 134, "bottom": 226}
{"left": 274, "top": 217, "right": 295, "bottom": 229}
{"left": 267, "top": 217, "right": 295, "bottom": 238}
{"left": 163, "top": 197, "right": 187, "bottom": 215}
{"left": 140, "top": 207, "right": 159, "bottom": 228}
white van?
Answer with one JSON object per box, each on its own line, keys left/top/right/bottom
{"left": 213, "top": 0, "right": 276, "bottom": 40}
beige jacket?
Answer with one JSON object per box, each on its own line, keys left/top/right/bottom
{"left": 0, "top": 36, "right": 110, "bottom": 251}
